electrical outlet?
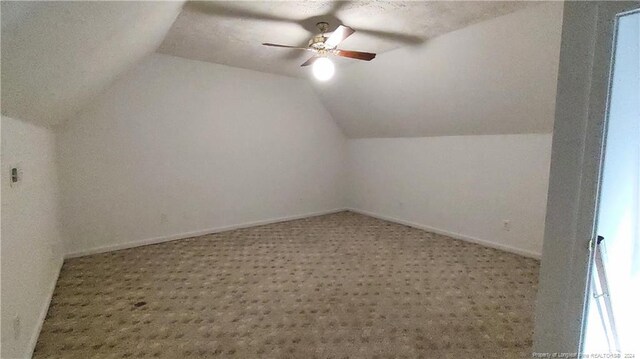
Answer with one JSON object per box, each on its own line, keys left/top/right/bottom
{"left": 502, "top": 220, "right": 511, "bottom": 232}
{"left": 13, "top": 315, "right": 21, "bottom": 340}
{"left": 160, "top": 213, "right": 168, "bottom": 224}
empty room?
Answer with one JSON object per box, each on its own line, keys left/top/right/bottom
{"left": 2, "top": 1, "right": 639, "bottom": 358}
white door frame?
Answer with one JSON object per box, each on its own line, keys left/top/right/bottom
{"left": 534, "top": 1, "right": 640, "bottom": 354}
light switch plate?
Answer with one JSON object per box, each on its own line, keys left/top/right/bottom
{"left": 9, "top": 163, "right": 23, "bottom": 188}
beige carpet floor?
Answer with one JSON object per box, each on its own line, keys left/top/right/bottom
{"left": 34, "top": 211, "right": 539, "bottom": 358}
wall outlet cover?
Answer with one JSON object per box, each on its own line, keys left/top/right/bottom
{"left": 9, "top": 163, "right": 23, "bottom": 188}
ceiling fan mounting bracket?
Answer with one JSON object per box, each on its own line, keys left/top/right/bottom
{"left": 316, "top": 22, "right": 330, "bottom": 34}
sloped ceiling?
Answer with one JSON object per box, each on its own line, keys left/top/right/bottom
{"left": 312, "top": 3, "right": 564, "bottom": 138}
{"left": 1, "top": 1, "right": 561, "bottom": 138}
{"left": 1, "top": 1, "right": 185, "bottom": 126}
{"left": 158, "top": 1, "right": 530, "bottom": 78}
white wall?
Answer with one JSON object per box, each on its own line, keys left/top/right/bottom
{"left": 313, "top": 2, "right": 563, "bottom": 138}
{"left": 1, "top": 116, "right": 63, "bottom": 358}
{"left": 58, "top": 53, "right": 347, "bottom": 257}
{"left": 347, "top": 134, "right": 552, "bottom": 257}
{"left": 336, "top": 3, "right": 562, "bottom": 259}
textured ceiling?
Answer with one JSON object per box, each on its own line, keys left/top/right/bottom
{"left": 1, "top": 1, "right": 184, "bottom": 126}
{"left": 1, "top": 0, "right": 557, "bottom": 138}
{"left": 158, "top": 1, "right": 531, "bottom": 78}
{"left": 312, "top": 3, "right": 564, "bottom": 138}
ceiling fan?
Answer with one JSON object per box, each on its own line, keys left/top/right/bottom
{"left": 262, "top": 22, "right": 376, "bottom": 80}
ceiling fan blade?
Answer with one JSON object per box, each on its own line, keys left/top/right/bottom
{"left": 301, "top": 56, "right": 319, "bottom": 67}
{"left": 324, "top": 25, "right": 355, "bottom": 48}
{"left": 262, "top": 43, "right": 309, "bottom": 50}
{"left": 327, "top": 1, "right": 350, "bottom": 17}
{"left": 188, "top": 2, "right": 292, "bottom": 23}
{"left": 357, "top": 28, "right": 424, "bottom": 45}
{"left": 333, "top": 49, "right": 376, "bottom": 61}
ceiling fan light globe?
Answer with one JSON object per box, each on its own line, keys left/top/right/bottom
{"left": 312, "top": 57, "right": 335, "bottom": 81}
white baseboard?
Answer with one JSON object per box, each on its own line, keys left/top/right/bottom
{"left": 65, "top": 207, "right": 541, "bottom": 260}
{"left": 64, "top": 208, "right": 347, "bottom": 259}
{"left": 26, "top": 257, "right": 63, "bottom": 358}
{"left": 346, "top": 208, "right": 541, "bottom": 259}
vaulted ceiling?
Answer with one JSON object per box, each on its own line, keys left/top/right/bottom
{"left": 313, "top": 3, "right": 563, "bottom": 137}
{"left": 1, "top": 1, "right": 184, "bottom": 126}
{"left": 1, "top": 1, "right": 559, "bottom": 138}
{"left": 158, "top": 1, "right": 530, "bottom": 78}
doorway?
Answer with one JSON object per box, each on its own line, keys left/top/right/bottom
{"left": 583, "top": 8, "right": 640, "bottom": 355}
{"left": 533, "top": 2, "right": 640, "bottom": 355}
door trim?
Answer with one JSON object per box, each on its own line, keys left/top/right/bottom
{"left": 533, "top": 1, "right": 640, "bottom": 354}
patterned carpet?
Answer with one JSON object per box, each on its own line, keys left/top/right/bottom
{"left": 34, "top": 211, "right": 539, "bottom": 358}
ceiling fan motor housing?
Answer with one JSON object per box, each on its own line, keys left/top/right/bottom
{"left": 262, "top": 22, "right": 376, "bottom": 66}
{"left": 310, "top": 22, "right": 331, "bottom": 51}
